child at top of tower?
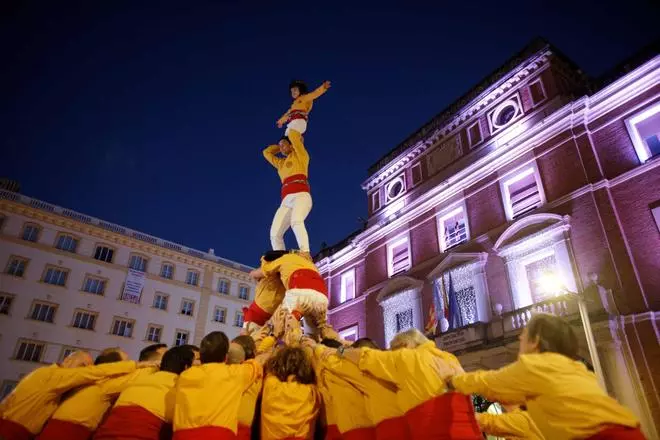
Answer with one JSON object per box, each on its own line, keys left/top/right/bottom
{"left": 277, "top": 80, "right": 331, "bottom": 136}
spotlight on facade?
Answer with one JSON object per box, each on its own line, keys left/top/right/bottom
{"left": 539, "top": 271, "right": 566, "bottom": 296}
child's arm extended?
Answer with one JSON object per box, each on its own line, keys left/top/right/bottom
{"left": 300, "top": 81, "right": 331, "bottom": 103}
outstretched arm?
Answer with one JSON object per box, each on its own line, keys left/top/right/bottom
{"left": 262, "top": 145, "right": 283, "bottom": 169}
{"left": 300, "top": 81, "right": 331, "bottom": 103}
{"left": 277, "top": 111, "right": 290, "bottom": 128}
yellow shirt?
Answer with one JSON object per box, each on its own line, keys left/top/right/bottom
{"left": 452, "top": 353, "right": 639, "bottom": 439}
{"left": 114, "top": 370, "right": 178, "bottom": 422}
{"left": 238, "top": 378, "right": 262, "bottom": 428}
{"left": 49, "top": 368, "right": 155, "bottom": 429}
{"left": 254, "top": 275, "right": 287, "bottom": 315}
{"left": 0, "top": 361, "right": 137, "bottom": 434}
{"left": 261, "top": 375, "right": 320, "bottom": 440}
{"left": 477, "top": 410, "right": 545, "bottom": 440}
{"left": 263, "top": 129, "right": 309, "bottom": 181}
{"left": 279, "top": 84, "right": 329, "bottom": 122}
{"left": 260, "top": 253, "right": 319, "bottom": 290}
{"left": 174, "top": 360, "right": 262, "bottom": 432}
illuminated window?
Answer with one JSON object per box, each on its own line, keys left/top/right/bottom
{"left": 501, "top": 165, "right": 545, "bottom": 220}
{"left": 338, "top": 325, "right": 358, "bottom": 342}
{"left": 438, "top": 205, "right": 469, "bottom": 251}
{"left": 625, "top": 102, "right": 660, "bottom": 162}
{"left": 55, "top": 234, "right": 78, "bottom": 253}
{"left": 387, "top": 237, "right": 411, "bottom": 277}
{"left": 340, "top": 270, "right": 355, "bottom": 303}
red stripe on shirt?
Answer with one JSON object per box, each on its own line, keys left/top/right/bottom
{"left": 405, "top": 393, "right": 481, "bottom": 440}
{"left": 37, "top": 419, "right": 92, "bottom": 440}
{"left": 289, "top": 269, "right": 328, "bottom": 296}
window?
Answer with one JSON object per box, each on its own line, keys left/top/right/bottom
{"left": 489, "top": 96, "right": 522, "bottom": 132}
{"left": 625, "top": 101, "right": 660, "bottom": 162}
{"left": 411, "top": 162, "right": 423, "bottom": 186}
{"left": 338, "top": 325, "right": 358, "bottom": 342}
{"left": 174, "top": 330, "right": 189, "bottom": 346}
{"left": 160, "top": 263, "right": 174, "bottom": 280}
{"left": 524, "top": 250, "right": 559, "bottom": 304}
{"left": 42, "top": 266, "right": 68, "bottom": 286}
{"left": 501, "top": 166, "right": 545, "bottom": 220}
{"left": 0, "top": 215, "right": 5, "bottom": 232}
{"left": 0, "top": 293, "right": 14, "bottom": 315}
{"left": 180, "top": 299, "right": 195, "bottom": 317}
{"left": 29, "top": 302, "right": 57, "bottom": 323}
{"left": 21, "top": 223, "right": 40, "bottom": 242}
{"left": 6, "top": 256, "right": 28, "bottom": 277}
{"left": 55, "top": 234, "right": 78, "bottom": 253}
{"left": 129, "top": 254, "right": 148, "bottom": 272}
{"left": 438, "top": 205, "right": 469, "bottom": 251}
{"left": 72, "top": 310, "right": 97, "bottom": 330}
{"left": 387, "top": 237, "right": 411, "bottom": 277}
{"left": 15, "top": 339, "right": 45, "bottom": 362}
{"left": 110, "top": 317, "right": 134, "bottom": 338}
{"left": 652, "top": 203, "right": 660, "bottom": 232}
{"left": 153, "top": 293, "right": 169, "bottom": 311}
{"left": 340, "top": 270, "right": 355, "bottom": 303}
{"left": 185, "top": 270, "right": 199, "bottom": 286}
{"left": 146, "top": 325, "right": 162, "bottom": 343}
{"left": 386, "top": 175, "right": 406, "bottom": 201}
{"left": 94, "top": 245, "right": 114, "bottom": 263}
{"left": 218, "top": 278, "right": 230, "bottom": 295}
{"left": 239, "top": 285, "right": 250, "bottom": 301}
{"left": 60, "top": 347, "right": 77, "bottom": 363}
{"left": 1, "top": 381, "right": 18, "bottom": 400}
{"left": 234, "top": 311, "right": 244, "bottom": 328}
{"left": 529, "top": 79, "right": 546, "bottom": 106}
{"left": 371, "top": 190, "right": 381, "bottom": 212}
{"left": 82, "top": 276, "right": 106, "bottom": 295}
{"left": 395, "top": 308, "right": 414, "bottom": 332}
{"left": 213, "top": 306, "right": 227, "bottom": 323}
{"left": 468, "top": 121, "right": 482, "bottom": 147}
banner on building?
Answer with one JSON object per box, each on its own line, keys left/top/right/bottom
{"left": 121, "top": 269, "right": 145, "bottom": 304}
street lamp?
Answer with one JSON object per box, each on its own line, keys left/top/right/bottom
{"left": 538, "top": 272, "right": 606, "bottom": 391}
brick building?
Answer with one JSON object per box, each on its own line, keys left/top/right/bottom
{"left": 315, "top": 39, "right": 660, "bottom": 438}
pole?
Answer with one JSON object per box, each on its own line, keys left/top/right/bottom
{"left": 575, "top": 293, "right": 606, "bottom": 390}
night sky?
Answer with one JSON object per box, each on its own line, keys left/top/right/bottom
{"left": 2, "top": 1, "right": 659, "bottom": 266}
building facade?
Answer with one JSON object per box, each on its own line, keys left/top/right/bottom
{"left": 317, "top": 40, "right": 660, "bottom": 438}
{"left": 0, "top": 190, "right": 254, "bottom": 398}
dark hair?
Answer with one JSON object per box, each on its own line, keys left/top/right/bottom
{"left": 160, "top": 346, "right": 195, "bottom": 375}
{"left": 200, "top": 331, "right": 229, "bottom": 364}
{"left": 232, "top": 335, "right": 257, "bottom": 360}
{"left": 94, "top": 348, "right": 123, "bottom": 365}
{"left": 289, "top": 80, "right": 308, "bottom": 95}
{"left": 352, "top": 338, "right": 379, "bottom": 349}
{"left": 279, "top": 136, "right": 291, "bottom": 145}
{"left": 320, "top": 338, "right": 343, "bottom": 349}
{"left": 526, "top": 313, "right": 579, "bottom": 359}
{"left": 265, "top": 346, "right": 315, "bottom": 385}
{"left": 263, "top": 250, "right": 290, "bottom": 262}
{"left": 180, "top": 344, "right": 200, "bottom": 353}
{"left": 139, "top": 343, "right": 167, "bottom": 361}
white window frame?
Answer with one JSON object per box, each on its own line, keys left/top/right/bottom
{"left": 338, "top": 325, "right": 359, "bottom": 341}
{"left": 387, "top": 235, "right": 411, "bottom": 277}
{"left": 128, "top": 254, "right": 148, "bottom": 272}
{"left": 500, "top": 164, "right": 546, "bottom": 221}
{"left": 528, "top": 78, "right": 547, "bottom": 107}
{"left": 14, "top": 339, "right": 45, "bottom": 362}
{"left": 652, "top": 204, "right": 660, "bottom": 232}
{"left": 467, "top": 120, "right": 482, "bottom": 147}
{"left": 213, "top": 306, "right": 227, "bottom": 323}
{"left": 437, "top": 202, "right": 470, "bottom": 252}
{"left": 218, "top": 278, "right": 230, "bottom": 295}
{"left": 371, "top": 190, "right": 381, "bottom": 212}
{"left": 82, "top": 275, "right": 106, "bottom": 295}
{"left": 160, "top": 263, "right": 174, "bottom": 280}
{"left": 29, "top": 301, "right": 57, "bottom": 323}
{"left": 385, "top": 175, "right": 406, "bottom": 202}
{"left": 488, "top": 94, "right": 523, "bottom": 133}
{"left": 0, "top": 293, "right": 14, "bottom": 315}
{"left": 234, "top": 310, "right": 244, "bottom": 328}
{"left": 146, "top": 324, "right": 162, "bottom": 342}
{"left": 72, "top": 309, "right": 97, "bottom": 330}
{"left": 238, "top": 285, "right": 250, "bottom": 300}
{"left": 110, "top": 317, "right": 134, "bottom": 338}
{"left": 55, "top": 233, "right": 78, "bottom": 253}
{"left": 180, "top": 299, "right": 195, "bottom": 317}
{"left": 625, "top": 101, "right": 660, "bottom": 163}
{"left": 340, "top": 269, "right": 356, "bottom": 303}
{"left": 174, "top": 330, "right": 189, "bottom": 346}
{"left": 43, "top": 266, "right": 68, "bottom": 286}
{"left": 153, "top": 293, "right": 169, "bottom": 311}
{"left": 94, "top": 245, "right": 115, "bottom": 263}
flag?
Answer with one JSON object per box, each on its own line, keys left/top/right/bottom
{"left": 425, "top": 302, "right": 438, "bottom": 335}
{"left": 440, "top": 275, "right": 450, "bottom": 320}
{"left": 447, "top": 272, "right": 464, "bottom": 330}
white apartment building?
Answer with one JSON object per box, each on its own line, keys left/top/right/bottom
{"left": 0, "top": 189, "right": 255, "bottom": 399}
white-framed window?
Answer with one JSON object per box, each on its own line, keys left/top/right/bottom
{"left": 371, "top": 190, "right": 381, "bottom": 212}
{"left": 185, "top": 270, "right": 200, "bottom": 286}
{"left": 218, "top": 278, "right": 230, "bottom": 295}
{"left": 128, "top": 254, "right": 148, "bottom": 272}
{"left": 153, "top": 293, "right": 169, "bottom": 311}
{"left": 500, "top": 165, "right": 546, "bottom": 220}
{"left": 146, "top": 324, "right": 162, "bottom": 343}
{"left": 72, "top": 309, "right": 97, "bottom": 330}
{"left": 55, "top": 234, "right": 78, "bottom": 253}
{"left": 160, "top": 263, "right": 174, "bottom": 280}
{"left": 387, "top": 236, "right": 411, "bottom": 277}
{"left": 411, "top": 162, "right": 423, "bottom": 186}
{"left": 488, "top": 95, "right": 523, "bottom": 133}
{"left": 43, "top": 266, "right": 69, "bottom": 286}
{"left": 652, "top": 203, "right": 660, "bottom": 232}
{"left": 1, "top": 380, "right": 18, "bottom": 400}
{"left": 14, "top": 339, "right": 45, "bottom": 362}
{"left": 93, "top": 245, "right": 114, "bottom": 263}
{"left": 0, "top": 293, "right": 14, "bottom": 315}
{"left": 6, "top": 256, "right": 28, "bottom": 277}
{"left": 338, "top": 325, "right": 359, "bottom": 342}
{"left": 340, "top": 269, "right": 356, "bottom": 303}
{"left": 21, "top": 223, "right": 40, "bottom": 242}
{"left": 528, "top": 79, "right": 547, "bottom": 106}
{"left": 82, "top": 275, "right": 106, "bottom": 295}
{"left": 29, "top": 301, "right": 57, "bottom": 323}
{"left": 437, "top": 204, "right": 469, "bottom": 251}
{"left": 174, "top": 330, "right": 189, "bottom": 346}
{"left": 238, "top": 285, "right": 250, "bottom": 301}
{"left": 385, "top": 175, "right": 406, "bottom": 202}
{"left": 625, "top": 101, "right": 660, "bottom": 162}
{"left": 468, "top": 121, "right": 482, "bottom": 147}
{"left": 180, "top": 299, "right": 195, "bottom": 317}
{"left": 110, "top": 317, "right": 134, "bottom": 338}
{"left": 213, "top": 306, "right": 227, "bottom": 323}
{"left": 234, "top": 311, "right": 244, "bottom": 328}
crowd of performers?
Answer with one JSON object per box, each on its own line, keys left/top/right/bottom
{"left": 0, "top": 82, "right": 648, "bottom": 440}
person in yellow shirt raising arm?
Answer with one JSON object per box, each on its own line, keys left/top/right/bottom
{"left": 227, "top": 335, "right": 261, "bottom": 440}
{"left": 477, "top": 404, "right": 545, "bottom": 440}
{"left": 262, "top": 130, "right": 313, "bottom": 257}
{"left": 0, "top": 350, "right": 156, "bottom": 440}
{"left": 276, "top": 80, "right": 331, "bottom": 136}
{"left": 445, "top": 313, "right": 645, "bottom": 440}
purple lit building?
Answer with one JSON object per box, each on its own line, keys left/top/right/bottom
{"left": 315, "top": 39, "right": 660, "bottom": 437}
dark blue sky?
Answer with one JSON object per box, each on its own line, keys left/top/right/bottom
{"left": 2, "top": 1, "right": 658, "bottom": 266}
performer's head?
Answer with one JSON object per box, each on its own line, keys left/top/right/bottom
{"left": 279, "top": 136, "right": 292, "bottom": 155}
{"left": 265, "top": 346, "right": 315, "bottom": 385}
{"left": 160, "top": 345, "right": 196, "bottom": 375}
{"left": 139, "top": 343, "right": 168, "bottom": 362}
{"left": 262, "top": 250, "right": 290, "bottom": 262}
{"left": 200, "top": 331, "right": 229, "bottom": 364}
{"left": 289, "top": 80, "right": 308, "bottom": 99}
{"left": 61, "top": 350, "right": 93, "bottom": 368}
{"left": 228, "top": 335, "right": 257, "bottom": 364}
{"left": 94, "top": 347, "right": 128, "bottom": 364}
{"left": 389, "top": 328, "right": 428, "bottom": 350}
{"left": 320, "top": 338, "right": 343, "bottom": 348}
{"left": 520, "top": 313, "right": 578, "bottom": 359}
{"left": 352, "top": 338, "right": 379, "bottom": 349}
{"left": 180, "top": 344, "right": 201, "bottom": 365}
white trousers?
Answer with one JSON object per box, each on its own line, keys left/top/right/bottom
{"left": 270, "top": 192, "right": 313, "bottom": 252}
{"left": 285, "top": 119, "right": 307, "bottom": 136}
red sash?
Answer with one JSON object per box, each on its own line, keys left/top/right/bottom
{"left": 37, "top": 419, "right": 92, "bottom": 440}
{"left": 94, "top": 406, "right": 169, "bottom": 440}
{"left": 325, "top": 424, "right": 342, "bottom": 440}
{"left": 287, "top": 110, "right": 308, "bottom": 122}
{"left": 236, "top": 424, "right": 251, "bottom": 440}
{"left": 173, "top": 426, "right": 236, "bottom": 440}
{"left": 587, "top": 425, "right": 646, "bottom": 439}
{"left": 243, "top": 302, "right": 272, "bottom": 326}
{"left": 374, "top": 417, "right": 409, "bottom": 440}
{"left": 0, "top": 419, "right": 33, "bottom": 440}
{"left": 405, "top": 393, "right": 481, "bottom": 440}
{"left": 343, "top": 426, "right": 377, "bottom": 440}
{"left": 281, "top": 174, "right": 310, "bottom": 199}
{"left": 289, "top": 269, "right": 328, "bottom": 296}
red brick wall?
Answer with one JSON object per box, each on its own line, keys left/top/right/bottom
{"left": 329, "top": 299, "right": 366, "bottom": 340}
{"left": 410, "top": 214, "right": 439, "bottom": 266}
{"left": 466, "top": 182, "right": 507, "bottom": 237}
{"left": 365, "top": 245, "right": 388, "bottom": 289}
{"left": 536, "top": 139, "right": 588, "bottom": 202}
{"left": 591, "top": 120, "right": 640, "bottom": 179}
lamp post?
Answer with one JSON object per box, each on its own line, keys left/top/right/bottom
{"left": 539, "top": 273, "right": 606, "bottom": 391}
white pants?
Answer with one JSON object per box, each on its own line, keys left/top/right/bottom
{"left": 282, "top": 288, "right": 328, "bottom": 314}
{"left": 285, "top": 119, "right": 307, "bottom": 136}
{"left": 270, "top": 192, "right": 313, "bottom": 252}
